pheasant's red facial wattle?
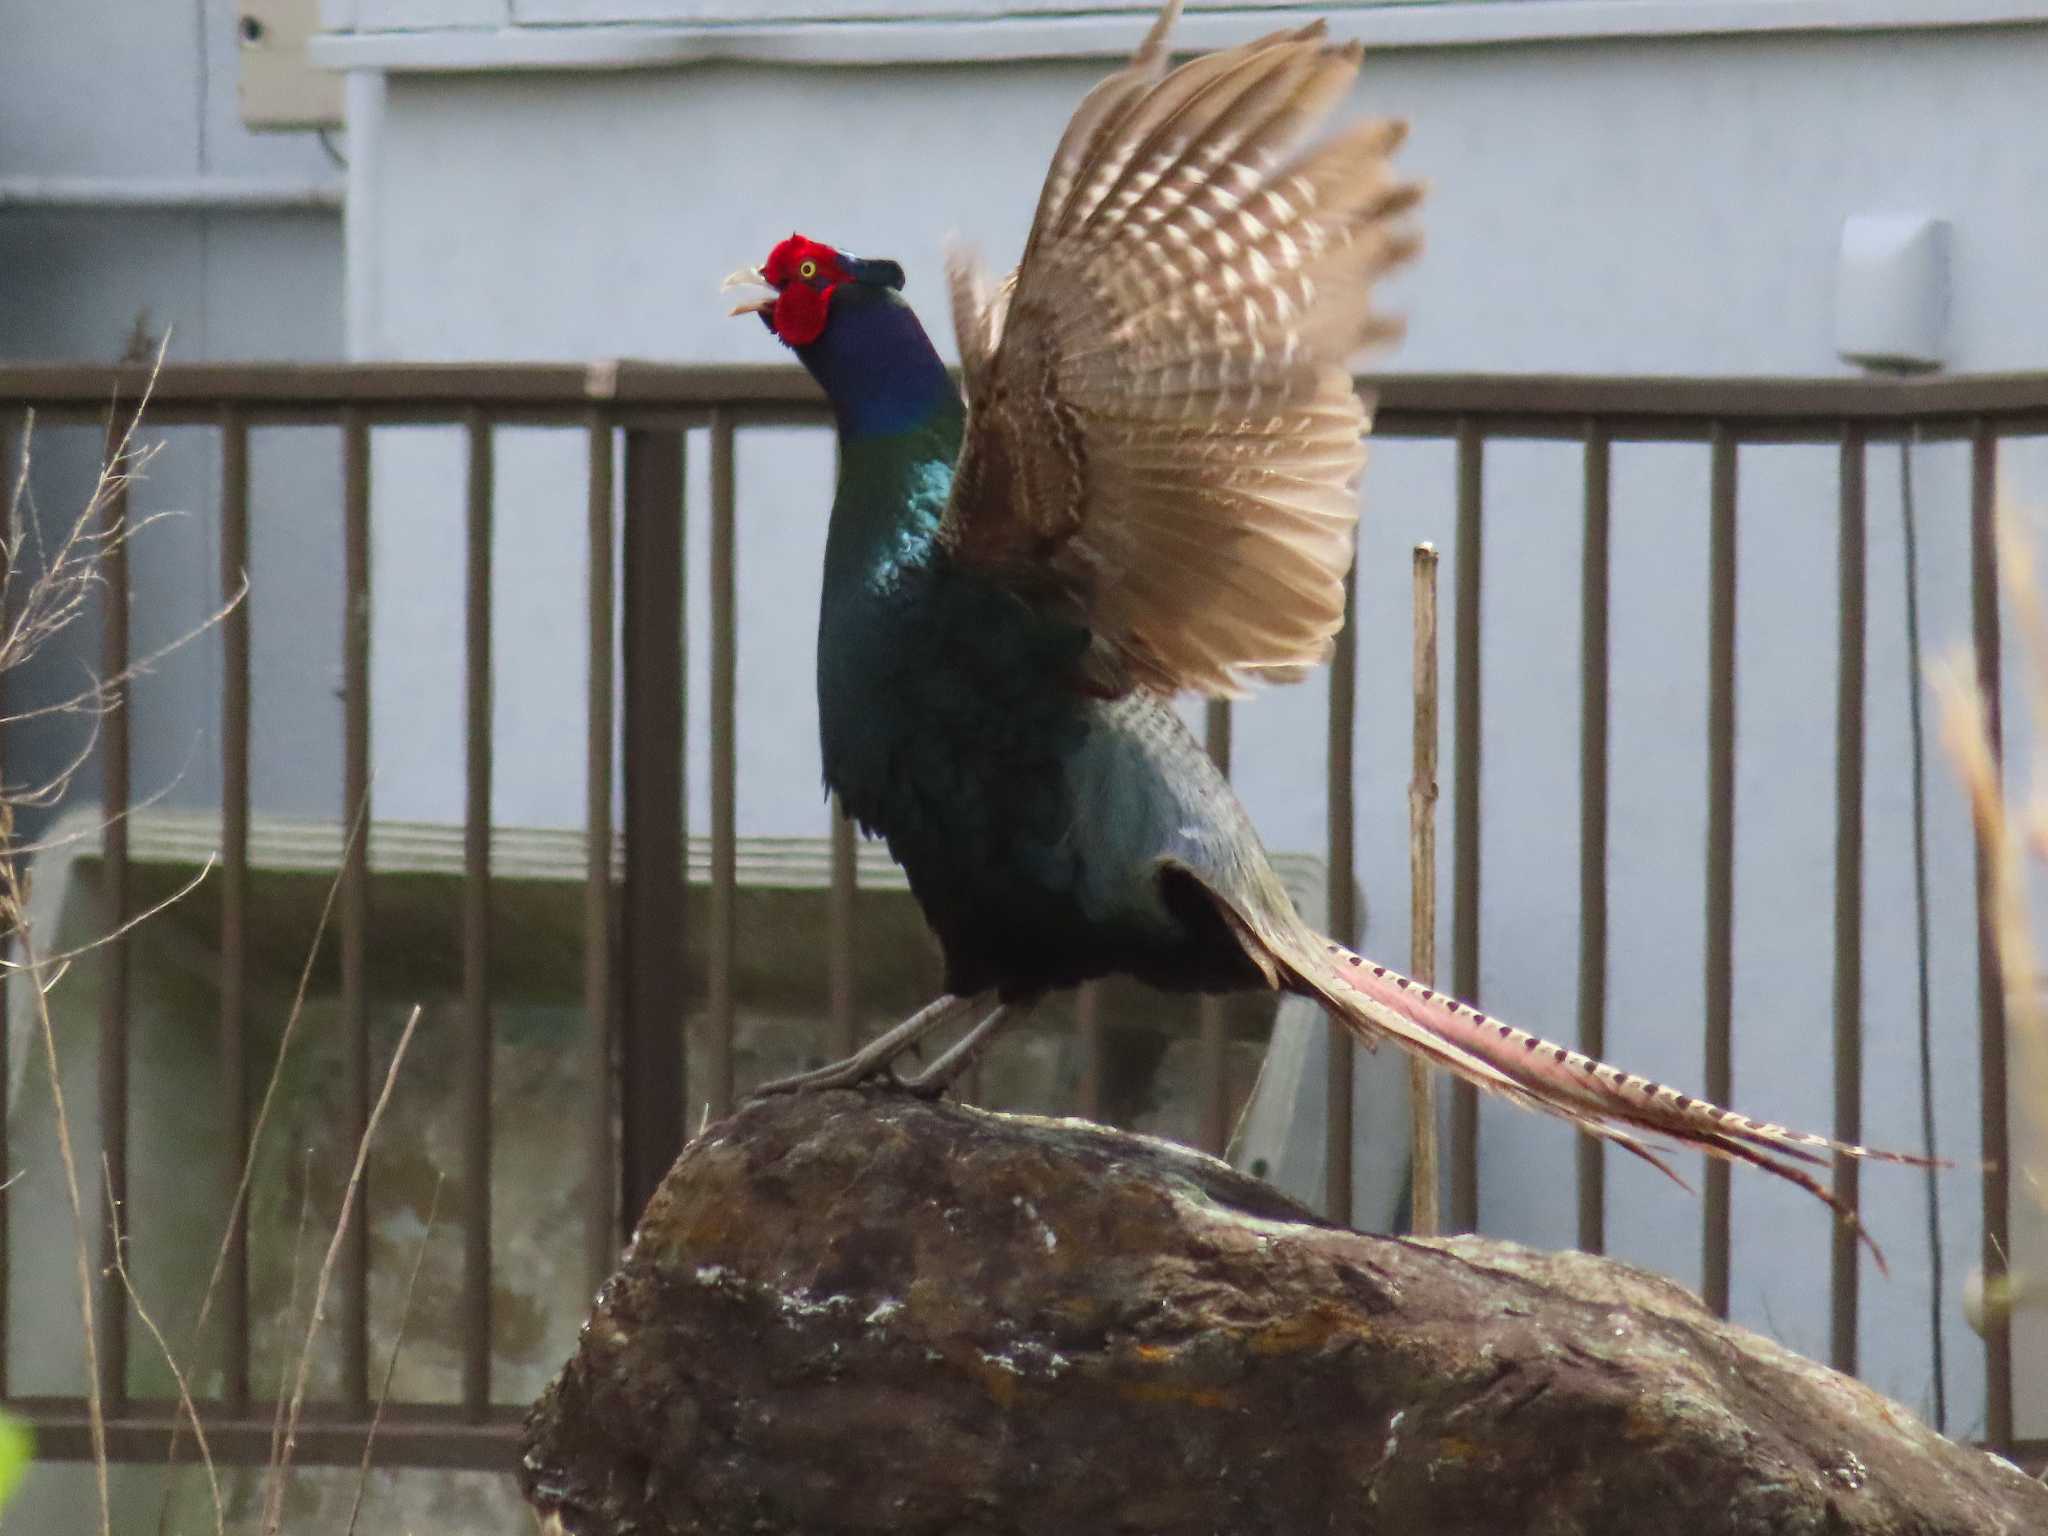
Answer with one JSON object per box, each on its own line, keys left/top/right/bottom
{"left": 759, "top": 234, "right": 852, "bottom": 347}
{"left": 768, "top": 280, "right": 831, "bottom": 347}
{"left": 724, "top": 233, "right": 907, "bottom": 348}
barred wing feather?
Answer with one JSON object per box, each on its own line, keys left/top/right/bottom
{"left": 942, "top": 1, "right": 1422, "bottom": 697}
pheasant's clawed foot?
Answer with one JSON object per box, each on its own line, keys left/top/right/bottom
{"left": 888, "top": 1004, "right": 1014, "bottom": 1099}
{"left": 749, "top": 993, "right": 978, "bottom": 1099}
{"left": 748, "top": 1050, "right": 902, "bottom": 1097}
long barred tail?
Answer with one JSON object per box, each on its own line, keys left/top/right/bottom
{"left": 1288, "top": 930, "right": 1938, "bottom": 1270}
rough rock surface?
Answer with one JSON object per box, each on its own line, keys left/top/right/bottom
{"left": 522, "top": 1089, "right": 2046, "bottom": 1535}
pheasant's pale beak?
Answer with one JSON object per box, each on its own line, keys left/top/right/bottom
{"left": 722, "top": 266, "right": 775, "bottom": 317}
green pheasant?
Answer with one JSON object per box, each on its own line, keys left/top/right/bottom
{"left": 724, "top": 0, "right": 1921, "bottom": 1237}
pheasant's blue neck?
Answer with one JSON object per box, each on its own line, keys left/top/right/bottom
{"left": 793, "top": 287, "right": 960, "bottom": 443}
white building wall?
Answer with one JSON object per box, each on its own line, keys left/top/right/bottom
{"left": 326, "top": 7, "right": 2048, "bottom": 1435}
{"left": 0, "top": 0, "right": 349, "bottom": 828}
{"left": 3, "top": 5, "right": 348, "bottom": 1525}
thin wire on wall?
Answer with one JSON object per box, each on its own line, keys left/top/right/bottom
{"left": 1898, "top": 426, "right": 1948, "bottom": 1430}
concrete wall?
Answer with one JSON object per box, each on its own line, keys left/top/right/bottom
{"left": 323, "top": 10, "right": 2048, "bottom": 1433}
{"left": 0, "top": 0, "right": 347, "bottom": 835}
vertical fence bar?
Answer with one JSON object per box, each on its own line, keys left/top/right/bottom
{"left": 1703, "top": 425, "right": 1738, "bottom": 1320}
{"left": 829, "top": 799, "right": 858, "bottom": 1061}
{"left": 1407, "top": 547, "right": 1440, "bottom": 1238}
{"left": 96, "top": 420, "right": 132, "bottom": 1411}
{"left": 1076, "top": 983, "right": 1104, "bottom": 1121}
{"left": 218, "top": 409, "right": 253, "bottom": 1411}
{"left": 1449, "top": 421, "right": 1483, "bottom": 1233}
{"left": 708, "top": 412, "right": 737, "bottom": 1119}
{"left": 461, "top": 410, "right": 494, "bottom": 1419}
{"left": 1199, "top": 699, "right": 1233, "bottom": 1155}
{"left": 339, "top": 410, "right": 372, "bottom": 1413}
{"left": 619, "top": 429, "right": 686, "bottom": 1226}
{"left": 1971, "top": 422, "right": 2013, "bottom": 1453}
{"left": 1326, "top": 561, "right": 1359, "bottom": 1223}
{"left": 1830, "top": 426, "right": 1867, "bottom": 1375}
{"left": 1576, "top": 422, "right": 1612, "bottom": 1256}
{"left": 585, "top": 411, "right": 617, "bottom": 1291}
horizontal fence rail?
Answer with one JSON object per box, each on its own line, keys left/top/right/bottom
{"left": 4, "top": 359, "right": 2048, "bottom": 426}
{"left": 0, "top": 362, "right": 2032, "bottom": 1475}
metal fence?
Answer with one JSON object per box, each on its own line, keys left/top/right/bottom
{"left": 0, "top": 362, "right": 2034, "bottom": 1473}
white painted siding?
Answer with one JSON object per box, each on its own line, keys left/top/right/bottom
{"left": 0, "top": 0, "right": 348, "bottom": 833}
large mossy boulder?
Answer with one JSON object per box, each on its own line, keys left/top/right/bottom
{"left": 523, "top": 1089, "right": 2046, "bottom": 1535}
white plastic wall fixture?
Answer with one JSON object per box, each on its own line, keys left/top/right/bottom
{"left": 1835, "top": 213, "right": 1951, "bottom": 373}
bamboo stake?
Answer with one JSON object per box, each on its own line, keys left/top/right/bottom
{"left": 1410, "top": 543, "right": 1443, "bottom": 1236}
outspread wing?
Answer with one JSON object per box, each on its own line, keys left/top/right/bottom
{"left": 942, "top": 0, "right": 1421, "bottom": 697}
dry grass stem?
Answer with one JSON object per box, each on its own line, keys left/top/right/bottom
{"left": 264, "top": 1147, "right": 318, "bottom": 1500}
{"left": 345, "top": 1172, "right": 444, "bottom": 1536}
{"left": 181, "top": 801, "right": 368, "bottom": 1376}
{"left": 1, "top": 815, "right": 111, "bottom": 1536}
{"left": 3, "top": 352, "right": 259, "bottom": 1535}
{"left": 1990, "top": 515, "right": 2048, "bottom": 1163}
{"left": 0, "top": 852, "right": 215, "bottom": 975}
{"left": 154, "top": 802, "right": 369, "bottom": 1532}
{"left": 1934, "top": 502, "right": 2048, "bottom": 1343}
{"left": 0, "top": 762, "right": 217, "bottom": 861}
{"left": 1933, "top": 660, "right": 2034, "bottom": 1120}
{"left": 0, "top": 549, "right": 230, "bottom": 733}
{"left": 0, "top": 705, "right": 103, "bottom": 816}
{"left": 0, "top": 374, "right": 175, "bottom": 1536}
{"left": 3, "top": 374, "right": 243, "bottom": 834}
{"left": 261, "top": 1004, "right": 423, "bottom": 1536}
{"left": 101, "top": 1158, "right": 225, "bottom": 1536}
{"left": 6, "top": 355, "right": 429, "bottom": 1536}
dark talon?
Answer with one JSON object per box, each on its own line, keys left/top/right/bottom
{"left": 897, "top": 1070, "right": 954, "bottom": 1102}
{"left": 887, "top": 1003, "right": 1012, "bottom": 1100}
{"left": 747, "top": 993, "right": 986, "bottom": 1099}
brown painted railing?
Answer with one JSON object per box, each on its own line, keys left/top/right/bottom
{"left": 0, "top": 362, "right": 2033, "bottom": 1473}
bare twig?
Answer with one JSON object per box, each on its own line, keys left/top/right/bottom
{"left": 3, "top": 344, "right": 258, "bottom": 1534}
{"left": 0, "top": 699, "right": 103, "bottom": 816}
{"left": 1, "top": 809, "right": 110, "bottom": 1535}
{"left": 1409, "top": 543, "right": 1441, "bottom": 1237}
{"left": 0, "top": 558, "right": 245, "bottom": 736}
{"left": 0, "top": 853, "right": 216, "bottom": 974}
{"left": 183, "top": 801, "right": 368, "bottom": 1375}
{"left": 0, "top": 389, "right": 165, "bottom": 1536}
{"left": 346, "top": 1172, "right": 444, "bottom": 1536}
{"left": 262, "top": 1004, "right": 423, "bottom": 1536}
{"left": 264, "top": 1147, "right": 318, "bottom": 1486}
{"left": 153, "top": 801, "right": 371, "bottom": 1529}
{"left": 101, "top": 1156, "right": 224, "bottom": 1535}
{"left": 0, "top": 395, "right": 175, "bottom": 694}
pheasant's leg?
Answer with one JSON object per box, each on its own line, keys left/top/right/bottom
{"left": 892, "top": 1003, "right": 1022, "bottom": 1100}
{"left": 751, "top": 993, "right": 979, "bottom": 1096}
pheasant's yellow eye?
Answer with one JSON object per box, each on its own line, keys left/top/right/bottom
{"left": 799, "top": 260, "right": 819, "bottom": 280}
